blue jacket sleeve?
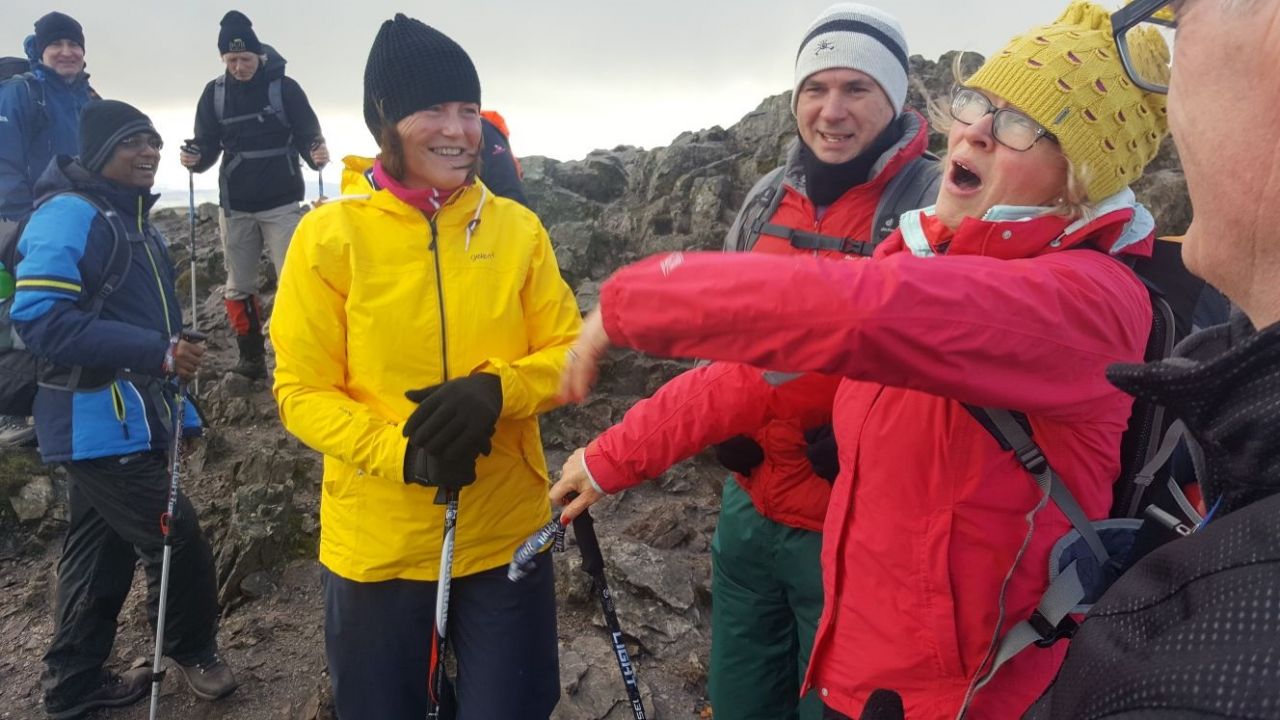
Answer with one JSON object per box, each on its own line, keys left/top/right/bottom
{"left": 0, "top": 81, "right": 36, "bottom": 220}
{"left": 11, "top": 196, "right": 170, "bottom": 373}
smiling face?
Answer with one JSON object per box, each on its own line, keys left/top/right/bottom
{"left": 98, "top": 132, "right": 162, "bottom": 189}
{"left": 934, "top": 89, "right": 1071, "bottom": 230}
{"left": 394, "top": 102, "right": 482, "bottom": 191}
{"left": 222, "top": 51, "right": 260, "bottom": 82}
{"left": 795, "top": 67, "right": 897, "bottom": 165}
{"left": 41, "top": 39, "right": 84, "bottom": 81}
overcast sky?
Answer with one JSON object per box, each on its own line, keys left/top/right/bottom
{"left": 5, "top": 0, "right": 1104, "bottom": 195}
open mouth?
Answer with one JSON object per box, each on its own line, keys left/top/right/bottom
{"left": 134, "top": 164, "right": 155, "bottom": 173}
{"left": 818, "top": 131, "right": 852, "bottom": 144}
{"left": 950, "top": 160, "right": 982, "bottom": 191}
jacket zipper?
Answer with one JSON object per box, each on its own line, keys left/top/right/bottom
{"left": 138, "top": 198, "right": 173, "bottom": 337}
{"left": 137, "top": 197, "right": 175, "bottom": 433}
{"left": 110, "top": 381, "right": 129, "bottom": 439}
{"left": 427, "top": 216, "right": 449, "bottom": 381}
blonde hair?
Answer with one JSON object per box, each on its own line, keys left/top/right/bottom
{"left": 923, "top": 52, "right": 1092, "bottom": 220}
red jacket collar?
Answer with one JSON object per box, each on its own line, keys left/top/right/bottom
{"left": 878, "top": 205, "right": 1154, "bottom": 261}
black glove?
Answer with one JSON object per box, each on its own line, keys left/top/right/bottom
{"left": 403, "top": 443, "right": 477, "bottom": 496}
{"left": 714, "top": 435, "right": 765, "bottom": 477}
{"left": 403, "top": 374, "right": 502, "bottom": 461}
{"left": 804, "top": 424, "right": 839, "bottom": 482}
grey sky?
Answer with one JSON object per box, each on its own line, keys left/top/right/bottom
{"left": 5, "top": 0, "right": 1096, "bottom": 193}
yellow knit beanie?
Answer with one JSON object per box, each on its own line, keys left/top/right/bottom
{"left": 965, "top": 0, "right": 1170, "bottom": 201}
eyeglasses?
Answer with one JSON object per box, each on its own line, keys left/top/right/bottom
{"left": 117, "top": 134, "right": 164, "bottom": 151}
{"left": 949, "top": 87, "right": 1057, "bottom": 152}
{"left": 1112, "top": 0, "right": 1176, "bottom": 94}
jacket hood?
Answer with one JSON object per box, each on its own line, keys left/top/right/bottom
{"left": 33, "top": 155, "right": 159, "bottom": 216}
{"left": 338, "top": 155, "right": 490, "bottom": 246}
{"left": 261, "top": 43, "right": 286, "bottom": 81}
{"left": 886, "top": 187, "right": 1156, "bottom": 263}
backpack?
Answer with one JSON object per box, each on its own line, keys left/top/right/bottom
{"left": 957, "top": 236, "right": 1208, "bottom": 709}
{"left": 0, "top": 192, "right": 131, "bottom": 415}
{"left": 728, "top": 150, "right": 943, "bottom": 255}
{"left": 0, "top": 59, "right": 49, "bottom": 145}
{"left": 211, "top": 66, "right": 295, "bottom": 202}
{"left": 481, "top": 110, "right": 523, "bottom": 180}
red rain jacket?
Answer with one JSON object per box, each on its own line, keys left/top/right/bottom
{"left": 598, "top": 204, "right": 1154, "bottom": 718}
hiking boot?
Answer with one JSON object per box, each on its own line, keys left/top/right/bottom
{"left": 170, "top": 651, "right": 238, "bottom": 701}
{"left": 231, "top": 333, "right": 267, "bottom": 381}
{"left": 0, "top": 414, "right": 36, "bottom": 447}
{"left": 44, "top": 666, "right": 150, "bottom": 720}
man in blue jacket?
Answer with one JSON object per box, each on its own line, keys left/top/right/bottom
{"left": 0, "top": 11, "right": 95, "bottom": 447}
{"left": 14, "top": 100, "right": 237, "bottom": 719}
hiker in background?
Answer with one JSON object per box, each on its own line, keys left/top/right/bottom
{"left": 550, "top": 5, "right": 938, "bottom": 719}
{"left": 478, "top": 110, "right": 529, "bottom": 208}
{"left": 1028, "top": 1, "right": 1280, "bottom": 716}
{"left": 179, "top": 10, "right": 327, "bottom": 381}
{"left": 269, "top": 14, "right": 579, "bottom": 720}
{"left": 555, "top": 2, "right": 1170, "bottom": 717}
{"left": 0, "top": 11, "right": 95, "bottom": 448}
{"left": 12, "top": 100, "right": 236, "bottom": 720}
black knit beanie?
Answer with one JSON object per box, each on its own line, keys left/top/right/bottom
{"left": 79, "top": 100, "right": 160, "bottom": 174}
{"left": 218, "top": 11, "right": 262, "bottom": 55}
{"left": 34, "top": 12, "right": 84, "bottom": 53}
{"left": 363, "top": 14, "right": 480, "bottom": 140}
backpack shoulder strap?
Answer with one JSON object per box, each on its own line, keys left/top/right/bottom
{"left": 268, "top": 77, "right": 290, "bottom": 129}
{"left": 213, "top": 75, "right": 226, "bottom": 124}
{"left": 60, "top": 192, "right": 132, "bottom": 312}
{"left": 964, "top": 405, "right": 1109, "bottom": 563}
{"left": 727, "top": 166, "right": 786, "bottom": 253}
{"left": 872, "top": 152, "right": 942, "bottom": 244}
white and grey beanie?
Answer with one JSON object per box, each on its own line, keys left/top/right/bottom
{"left": 792, "top": 3, "right": 910, "bottom": 116}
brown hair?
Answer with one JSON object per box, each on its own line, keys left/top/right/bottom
{"left": 373, "top": 102, "right": 485, "bottom": 186}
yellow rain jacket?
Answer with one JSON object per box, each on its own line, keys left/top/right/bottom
{"left": 271, "top": 157, "right": 581, "bottom": 582}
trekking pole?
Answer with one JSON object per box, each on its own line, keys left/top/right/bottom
{"left": 311, "top": 139, "right": 325, "bottom": 201}
{"left": 427, "top": 485, "right": 460, "bottom": 720}
{"left": 148, "top": 382, "right": 189, "bottom": 719}
{"left": 181, "top": 140, "right": 200, "bottom": 396}
{"left": 572, "top": 510, "right": 647, "bottom": 720}
{"left": 508, "top": 518, "right": 565, "bottom": 582}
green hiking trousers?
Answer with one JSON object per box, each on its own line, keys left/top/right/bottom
{"left": 710, "top": 479, "right": 825, "bottom": 720}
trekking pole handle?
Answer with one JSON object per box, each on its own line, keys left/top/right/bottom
{"left": 572, "top": 509, "right": 605, "bottom": 577}
{"left": 180, "top": 329, "right": 207, "bottom": 344}
{"left": 508, "top": 519, "right": 563, "bottom": 582}
{"left": 180, "top": 139, "right": 200, "bottom": 156}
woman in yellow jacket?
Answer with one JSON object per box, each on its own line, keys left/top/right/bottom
{"left": 269, "top": 15, "right": 580, "bottom": 720}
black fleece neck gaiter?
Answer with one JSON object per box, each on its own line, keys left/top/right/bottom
{"left": 800, "top": 118, "right": 902, "bottom": 207}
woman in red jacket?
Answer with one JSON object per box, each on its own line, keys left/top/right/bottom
{"left": 553, "top": 3, "right": 1172, "bottom": 717}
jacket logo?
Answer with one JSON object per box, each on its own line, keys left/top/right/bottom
{"left": 470, "top": 252, "right": 495, "bottom": 261}
{"left": 815, "top": 40, "right": 836, "bottom": 55}
{"left": 0, "top": 114, "right": 8, "bottom": 123}
{"left": 660, "top": 252, "right": 684, "bottom": 276}
{"left": 492, "top": 143, "right": 508, "bottom": 155}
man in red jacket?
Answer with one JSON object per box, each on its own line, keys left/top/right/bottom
{"left": 554, "top": 5, "right": 938, "bottom": 718}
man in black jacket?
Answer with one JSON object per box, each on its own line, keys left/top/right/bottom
{"left": 1028, "top": 2, "right": 1280, "bottom": 717}
{"left": 179, "top": 11, "right": 326, "bottom": 380}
